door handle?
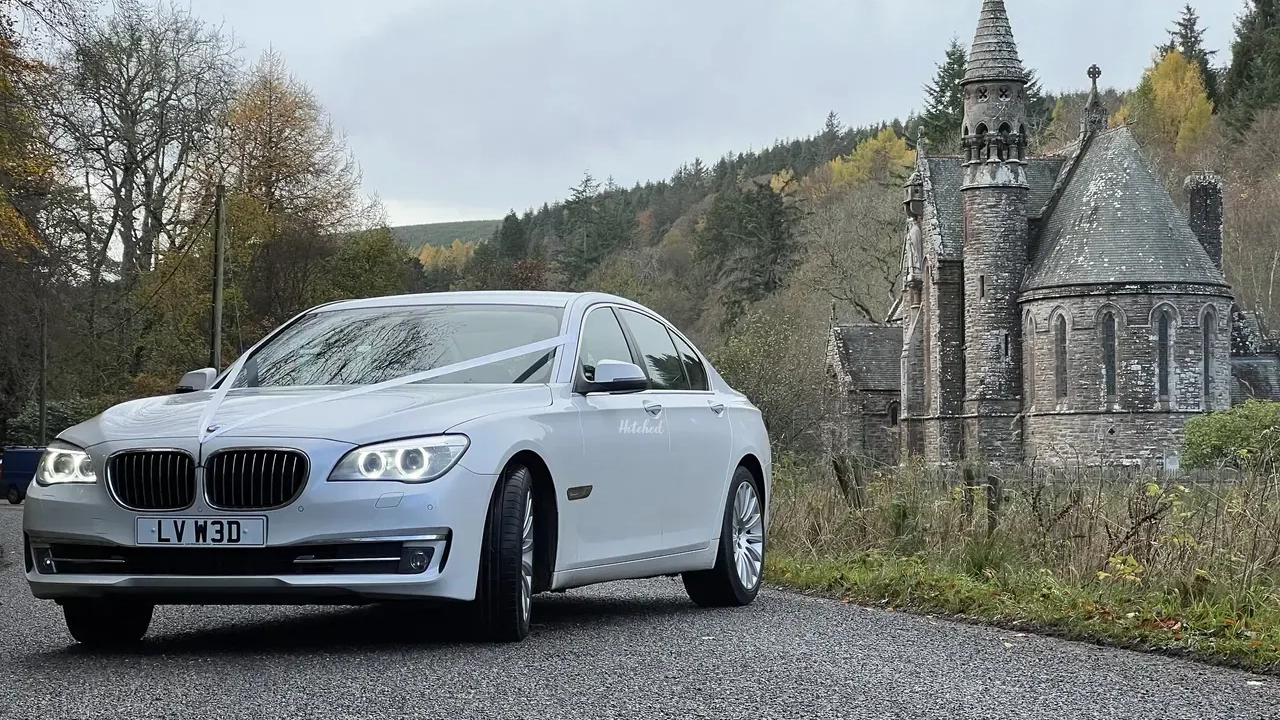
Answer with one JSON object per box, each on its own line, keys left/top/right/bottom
{"left": 709, "top": 402, "right": 726, "bottom": 415}
{"left": 643, "top": 401, "right": 663, "bottom": 416}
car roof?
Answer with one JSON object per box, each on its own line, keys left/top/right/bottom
{"left": 314, "top": 291, "right": 645, "bottom": 313}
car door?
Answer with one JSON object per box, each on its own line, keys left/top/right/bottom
{"left": 615, "top": 309, "right": 732, "bottom": 553}
{"left": 568, "top": 305, "right": 670, "bottom": 569}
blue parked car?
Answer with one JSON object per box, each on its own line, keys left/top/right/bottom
{"left": 2, "top": 447, "right": 42, "bottom": 504}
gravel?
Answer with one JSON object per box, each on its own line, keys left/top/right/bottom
{"left": 2, "top": 504, "right": 1277, "bottom": 720}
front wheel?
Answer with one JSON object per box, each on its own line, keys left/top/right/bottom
{"left": 682, "top": 466, "right": 764, "bottom": 607}
{"left": 473, "top": 464, "right": 535, "bottom": 642}
{"left": 6, "top": 486, "right": 21, "bottom": 504}
{"left": 62, "top": 600, "right": 153, "bottom": 648}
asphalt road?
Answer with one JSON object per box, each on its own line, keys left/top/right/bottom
{"left": 1, "top": 504, "right": 1278, "bottom": 720}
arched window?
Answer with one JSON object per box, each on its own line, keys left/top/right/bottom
{"left": 1156, "top": 308, "right": 1174, "bottom": 403}
{"left": 1202, "top": 306, "right": 1217, "bottom": 406}
{"left": 1054, "top": 314, "right": 1068, "bottom": 401}
{"left": 1101, "top": 311, "right": 1118, "bottom": 400}
{"left": 1024, "top": 314, "right": 1036, "bottom": 405}
{"left": 887, "top": 402, "right": 901, "bottom": 427}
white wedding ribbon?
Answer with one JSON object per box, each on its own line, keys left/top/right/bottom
{"left": 195, "top": 334, "right": 570, "bottom": 446}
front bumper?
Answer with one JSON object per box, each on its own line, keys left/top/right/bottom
{"left": 23, "top": 440, "right": 498, "bottom": 604}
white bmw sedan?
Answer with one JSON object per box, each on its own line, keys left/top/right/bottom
{"left": 23, "top": 291, "right": 771, "bottom": 645}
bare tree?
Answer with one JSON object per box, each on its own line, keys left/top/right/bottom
{"left": 797, "top": 183, "right": 902, "bottom": 324}
{"left": 47, "top": 0, "right": 238, "bottom": 286}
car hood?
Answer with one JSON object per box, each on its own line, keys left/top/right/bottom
{"left": 62, "top": 384, "right": 555, "bottom": 448}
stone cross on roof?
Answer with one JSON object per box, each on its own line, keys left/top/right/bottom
{"left": 1082, "top": 65, "right": 1109, "bottom": 135}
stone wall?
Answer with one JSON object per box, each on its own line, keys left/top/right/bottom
{"left": 1020, "top": 286, "right": 1233, "bottom": 464}
{"left": 1024, "top": 411, "right": 1192, "bottom": 466}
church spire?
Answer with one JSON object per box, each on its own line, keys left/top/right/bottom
{"left": 964, "top": 0, "right": 1025, "bottom": 84}
{"left": 958, "top": 0, "right": 1029, "bottom": 179}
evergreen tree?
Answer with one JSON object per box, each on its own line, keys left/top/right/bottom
{"left": 695, "top": 180, "right": 801, "bottom": 327}
{"left": 1223, "top": 0, "right": 1280, "bottom": 131}
{"left": 1022, "top": 68, "right": 1053, "bottom": 141}
{"left": 494, "top": 210, "right": 528, "bottom": 261}
{"left": 920, "top": 37, "right": 968, "bottom": 149}
{"left": 1159, "top": 4, "right": 1221, "bottom": 108}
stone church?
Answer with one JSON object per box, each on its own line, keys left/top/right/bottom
{"left": 825, "top": 0, "right": 1280, "bottom": 468}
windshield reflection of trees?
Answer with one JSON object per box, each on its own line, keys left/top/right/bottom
{"left": 234, "top": 306, "right": 561, "bottom": 387}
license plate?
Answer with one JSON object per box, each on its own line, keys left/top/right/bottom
{"left": 135, "top": 517, "right": 266, "bottom": 546}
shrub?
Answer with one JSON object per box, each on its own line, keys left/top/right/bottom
{"left": 1184, "top": 399, "right": 1280, "bottom": 469}
{"left": 5, "top": 398, "right": 109, "bottom": 447}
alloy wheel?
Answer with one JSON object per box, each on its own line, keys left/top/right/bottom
{"left": 521, "top": 490, "right": 534, "bottom": 622}
{"left": 732, "top": 481, "right": 764, "bottom": 590}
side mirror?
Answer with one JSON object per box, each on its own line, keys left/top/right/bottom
{"left": 176, "top": 368, "right": 217, "bottom": 394}
{"left": 580, "top": 360, "right": 649, "bottom": 395}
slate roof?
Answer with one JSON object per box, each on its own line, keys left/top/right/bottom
{"left": 1024, "top": 127, "right": 1229, "bottom": 291}
{"left": 1026, "top": 158, "right": 1067, "bottom": 216}
{"left": 833, "top": 325, "right": 902, "bottom": 392}
{"left": 964, "top": 0, "right": 1025, "bottom": 84}
{"left": 923, "top": 157, "right": 964, "bottom": 259}
{"left": 920, "top": 156, "right": 1063, "bottom": 258}
{"left": 1232, "top": 356, "right": 1280, "bottom": 404}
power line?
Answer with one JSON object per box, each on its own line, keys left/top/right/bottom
{"left": 95, "top": 206, "right": 218, "bottom": 338}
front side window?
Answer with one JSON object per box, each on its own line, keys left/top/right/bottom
{"left": 578, "top": 307, "right": 634, "bottom": 382}
{"left": 670, "top": 332, "right": 709, "bottom": 391}
{"left": 229, "top": 304, "right": 564, "bottom": 387}
{"left": 617, "top": 309, "right": 685, "bottom": 391}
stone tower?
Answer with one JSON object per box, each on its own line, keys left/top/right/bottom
{"left": 959, "top": 0, "right": 1029, "bottom": 463}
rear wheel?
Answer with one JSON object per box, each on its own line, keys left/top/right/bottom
{"left": 62, "top": 600, "right": 153, "bottom": 648}
{"left": 474, "top": 464, "right": 535, "bottom": 642}
{"left": 6, "top": 486, "right": 21, "bottom": 504}
{"left": 683, "top": 466, "right": 764, "bottom": 607}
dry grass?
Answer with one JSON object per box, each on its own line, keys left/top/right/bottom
{"left": 766, "top": 458, "right": 1280, "bottom": 671}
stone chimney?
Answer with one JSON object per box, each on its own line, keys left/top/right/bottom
{"left": 1186, "top": 172, "right": 1224, "bottom": 270}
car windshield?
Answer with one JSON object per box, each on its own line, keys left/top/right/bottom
{"left": 227, "top": 303, "right": 564, "bottom": 388}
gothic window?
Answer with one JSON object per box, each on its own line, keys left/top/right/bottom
{"left": 1002, "top": 331, "right": 1010, "bottom": 361}
{"left": 1156, "top": 308, "right": 1174, "bottom": 402}
{"left": 999, "top": 86, "right": 1011, "bottom": 101}
{"left": 1202, "top": 306, "right": 1217, "bottom": 406}
{"left": 1025, "top": 314, "right": 1036, "bottom": 405}
{"left": 1101, "top": 311, "right": 1118, "bottom": 399}
{"left": 1054, "top": 314, "right": 1068, "bottom": 401}
{"left": 977, "top": 86, "right": 989, "bottom": 103}
{"left": 888, "top": 402, "right": 901, "bottom": 427}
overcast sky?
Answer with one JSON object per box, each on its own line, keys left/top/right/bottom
{"left": 183, "top": 0, "right": 1242, "bottom": 227}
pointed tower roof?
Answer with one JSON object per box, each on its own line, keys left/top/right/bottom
{"left": 964, "top": 0, "right": 1025, "bottom": 84}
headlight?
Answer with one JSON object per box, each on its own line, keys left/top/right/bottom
{"left": 37, "top": 441, "right": 97, "bottom": 486}
{"left": 328, "top": 435, "right": 470, "bottom": 483}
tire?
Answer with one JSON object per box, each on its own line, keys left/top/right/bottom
{"left": 682, "top": 465, "right": 765, "bottom": 608}
{"left": 474, "top": 464, "right": 535, "bottom": 642}
{"left": 6, "top": 486, "right": 20, "bottom": 505}
{"left": 62, "top": 600, "right": 153, "bottom": 648}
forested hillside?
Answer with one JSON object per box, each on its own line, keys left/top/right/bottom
{"left": 3, "top": 0, "right": 1280, "bottom": 459}
{"left": 390, "top": 220, "right": 500, "bottom": 254}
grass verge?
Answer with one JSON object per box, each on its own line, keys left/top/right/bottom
{"left": 766, "top": 458, "right": 1280, "bottom": 674}
{"left": 766, "top": 551, "right": 1280, "bottom": 674}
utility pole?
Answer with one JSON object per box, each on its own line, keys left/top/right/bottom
{"left": 210, "top": 183, "right": 226, "bottom": 370}
{"left": 37, "top": 299, "right": 47, "bottom": 446}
